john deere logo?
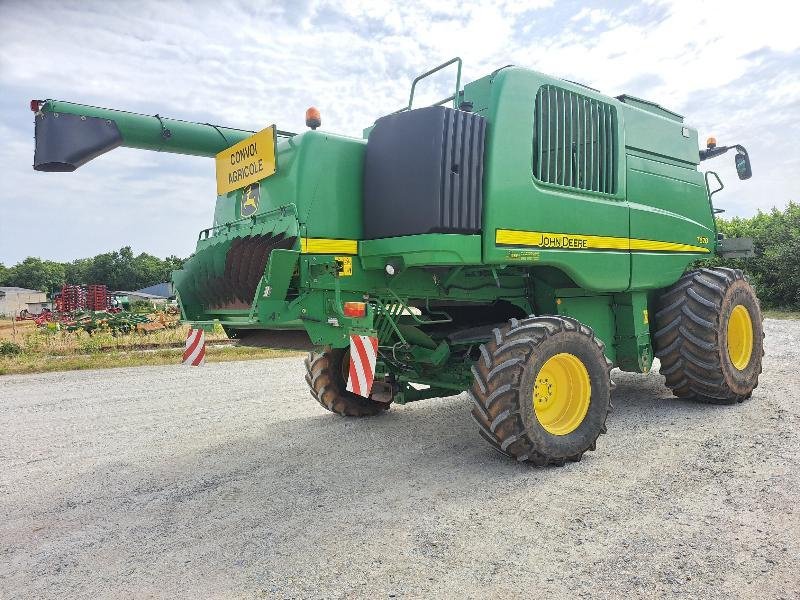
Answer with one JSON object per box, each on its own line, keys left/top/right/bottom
{"left": 241, "top": 183, "right": 260, "bottom": 217}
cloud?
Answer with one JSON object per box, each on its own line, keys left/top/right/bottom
{"left": 0, "top": 0, "right": 797, "bottom": 265}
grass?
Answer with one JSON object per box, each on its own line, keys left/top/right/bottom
{"left": 0, "top": 320, "right": 229, "bottom": 354}
{"left": 0, "top": 345, "right": 300, "bottom": 376}
{"left": 0, "top": 319, "right": 35, "bottom": 341}
{"left": 0, "top": 319, "right": 301, "bottom": 376}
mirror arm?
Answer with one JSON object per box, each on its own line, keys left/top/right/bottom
{"left": 699, "top": 143, "right": 749, "bottom": 161}
{"left": 699, "top": 145, "right": 731, "bottom": 161}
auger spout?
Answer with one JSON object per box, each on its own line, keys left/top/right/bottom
{"left": 32, "top": 99, "right": 258, "bottom": 172}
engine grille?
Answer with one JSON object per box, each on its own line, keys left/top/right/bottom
{"left": 533, "top": 85, "right": 618, "bottom": 195}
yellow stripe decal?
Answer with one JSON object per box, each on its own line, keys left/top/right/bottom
{"left": 300, "top": 238, "right": 358, "bottom": 254}
{"left": 495, "top": 229, "right": 710, "bottom": 254}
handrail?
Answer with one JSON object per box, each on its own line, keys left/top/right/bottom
{"left": 392, "top": 57, "right": 463, "bottom": 114}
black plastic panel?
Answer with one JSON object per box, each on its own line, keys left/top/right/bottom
{"left": 363, "top": 106, "right": 486, "bottom": 239}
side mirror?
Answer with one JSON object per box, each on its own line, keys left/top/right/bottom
{"left": 735, "top": 152, "right": 752, "bottom": 180}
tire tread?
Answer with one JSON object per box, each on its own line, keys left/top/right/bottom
{"left": 469, "top": 315, "right": 612, "bottom": 465}
{"left": 654, "top": 267, "right": 764, "bottom": 403}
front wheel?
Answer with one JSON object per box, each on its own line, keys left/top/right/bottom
{"left": 654, "top": 267, "right": 764, "bottom": 404}
{"left": 470, "top": 316, "right": 612, "bottom": 465}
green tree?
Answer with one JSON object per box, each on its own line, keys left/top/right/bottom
{"left": 710, "top": 201, "right": 800, "bottom": 310}
{"left": 65, "top": 257, "right": 92, "bottom": 285}
{"left": 86, "top": 247, "right": 136, "bottom": 290}
{"left": 164, "top": 255, "right": 185, "bottom": 272}
{"left": 131, "top": 252, "right": 167, "bottom": 289}
{"left": 62, "top": 247, "right": 183, "bottom": 290}
{"left": 2, "top": 248, "right": 185, "bottom": 293}
{"left": 6, "top": 257, "right": 66, "bottom": 293}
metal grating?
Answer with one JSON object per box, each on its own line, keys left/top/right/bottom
{"left": 533, "top": 85, "right": 618, "bottom": 195}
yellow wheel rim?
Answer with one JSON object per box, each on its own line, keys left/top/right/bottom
{"left": 532, "top": 353, "right": 591, "bottom": 436}
{"left": 727, "top": 304, "right": 753, "bottom": 370}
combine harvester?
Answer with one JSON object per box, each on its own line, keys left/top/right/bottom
{"left": 31, "top": 59, "right": 764, "bottom": 464}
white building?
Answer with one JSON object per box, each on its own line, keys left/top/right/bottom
{"left": 0, "top": 287, "right": 48, "bottom": 317}
{"left": 113, "top": 290, "right": 169, "bottom": 308}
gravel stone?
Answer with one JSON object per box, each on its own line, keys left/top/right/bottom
{"left": 1, "top": 319, "right": 798, "bottom": 599}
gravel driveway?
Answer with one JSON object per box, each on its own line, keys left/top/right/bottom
{"left": 1, "top": 319, "right": 798, "bottom": 599}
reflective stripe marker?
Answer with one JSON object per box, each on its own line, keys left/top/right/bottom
{"left": 300, "top": 238, "right": 358, "bottom": 254}
{"left": 346, "top": 335, "right": 378, "bottom": 397}
{"left": 183, "top": 328, "right": 206, "bottom": 366}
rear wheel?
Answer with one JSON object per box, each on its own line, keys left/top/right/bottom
{"left": 653, "top": 267, "right": 764, "bottom": 404}
{"left": 469, "top": 316, "right": 612, "bottom": 465}
{"left": 304, "top": 347, "right": 390, "bottom": 417}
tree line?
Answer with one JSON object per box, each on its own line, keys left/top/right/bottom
{"left": 709, "top": 201, "right": 800, "bottom": 310}
{"left": 0, "top": 247, "right": 184, "bottom": 294}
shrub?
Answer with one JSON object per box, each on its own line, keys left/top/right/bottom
{"left": 706, "top": 202, "right": 800, "bottom": 310}
{"left": 0, "top": 340, "right": 23, "bottom": 356}
{"left": 78, "top": 330, "right": 115, "bottom": 354}
{"left": 130, "top": 300, "right": 155, "bottom": 314}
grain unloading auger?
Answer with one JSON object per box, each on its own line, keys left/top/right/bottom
{"left": 31, "top": 58, "right": 765, "bottom": 465}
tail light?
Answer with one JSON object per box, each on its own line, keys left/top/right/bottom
{"left": 343, "top": 301, "right": 366, "bottom": 318}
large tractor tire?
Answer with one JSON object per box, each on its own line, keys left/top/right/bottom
{"left": 304, "top": 347, "right": 390, "bottom": 417}
{"left": 470, "top": 316, "right": 612, "bottom": 465}
{"left": 654, "top": 267, "right": 764, "bottom": 404}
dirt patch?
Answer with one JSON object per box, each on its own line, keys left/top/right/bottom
{"left": 0, "top": 319, "right": 34, "bottom": 341}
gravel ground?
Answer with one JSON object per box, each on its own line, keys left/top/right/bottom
{"left": 1, "top": 318, "right": 798, "bottom": 599}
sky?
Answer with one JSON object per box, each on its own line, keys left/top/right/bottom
{"left": 1, "top": 0, "right": 798, "bottom": 265}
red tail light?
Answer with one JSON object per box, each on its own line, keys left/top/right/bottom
{"left": 30, "top": 99, "right": 44, "bottom": 112}
{"left": 343, "top": 301, "right": 366, "bottom": 318}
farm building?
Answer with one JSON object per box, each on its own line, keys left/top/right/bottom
{"left": 112, "top": 290, "right": 169, "bottom": 308}
{"left": 111, "top": 283, "right": 173, "bottom": 309}
{"left": 0, "top": 287, "right": 49, "bottom": 317}
{"left": 136, "top": 282, "right": 174, "bottom": 299}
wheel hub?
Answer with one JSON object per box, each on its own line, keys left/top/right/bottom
{"left": 533, "top": 376, "right": 556, "bottom": 407}
{"left": 727, "top": 304, "right": 753, "bottom": 371}
{"left": 533, "top": 353, "right": 591, "bottom": 436}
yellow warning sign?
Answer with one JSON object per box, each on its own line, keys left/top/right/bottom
{"left": 215, "top": 126, "right": 276, "bottom": 196}
{"left": 335, "top": 256, "right": 353, "bottom": 276}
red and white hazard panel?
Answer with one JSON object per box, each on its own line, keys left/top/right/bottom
{"left": 183, "top": 328, "right": 206, "bottom": 366}
{"left": 346, "top": 334, "right": 378, "bottom": 397}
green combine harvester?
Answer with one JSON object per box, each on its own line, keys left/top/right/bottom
{"left": 32, "top": 58, "right": 764, "bottom": 465}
